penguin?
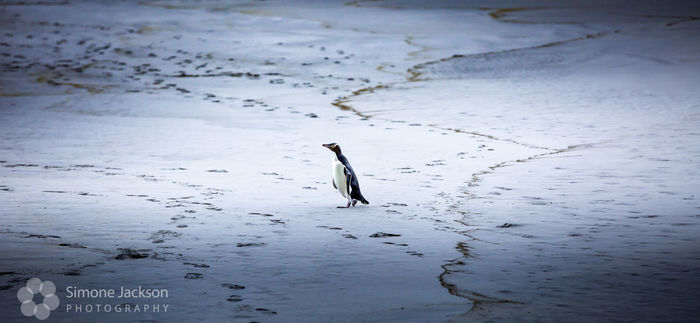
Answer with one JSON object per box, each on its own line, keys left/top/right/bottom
{"left": 322, "top": 143, "right": 369, "bottom": 208}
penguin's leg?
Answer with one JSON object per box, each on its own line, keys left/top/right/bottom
{"left": 337, "top": 196, "right": 351, "bottom": 208}
{"left": 352, "top": 199, "right": 357, "bottom": 207}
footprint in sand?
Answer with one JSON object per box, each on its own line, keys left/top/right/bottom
{"left": 236, "top": 243, "right": 266, "bottom": 247}
{"left": 148, "top": 230, "right": 181, "bottom": 243}
{"left": 114, "top": 248, "right": 150, "bottom": 260}
{"left": 222, "top": 283, "right": 245, "bottom": 290}
{"left": 184, "top": 273, "right": 202, "bottom": 279}
{"left": 183, "top": 262, "right": 209, "bottom": 268}
{"left": 369, "top": 232, "right": 401, "bottom": 238}
{"left": 226, "top": 295, "right": 243, "bottom": 302}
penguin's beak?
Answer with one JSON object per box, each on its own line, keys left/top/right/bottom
{"left": 322, "top": 143, "right": 332, "bottom": 149}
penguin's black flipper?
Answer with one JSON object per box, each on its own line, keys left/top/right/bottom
{"left": 343, "top": 166, "right": 353, "bottom": 196}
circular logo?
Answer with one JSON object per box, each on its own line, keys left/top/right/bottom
{"left": 17, "top": 278, "right": 60, "bottom": 320}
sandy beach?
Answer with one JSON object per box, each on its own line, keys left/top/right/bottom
{"left": 1, "top": 0, "right": 699, "bottom": 321}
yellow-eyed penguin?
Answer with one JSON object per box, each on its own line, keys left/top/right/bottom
{"left": 322, "top": 143, "right": 369, "bottom": 208}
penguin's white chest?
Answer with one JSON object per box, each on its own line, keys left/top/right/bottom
{"left": 332, "top": 158, "right": 350, "bottom": 198}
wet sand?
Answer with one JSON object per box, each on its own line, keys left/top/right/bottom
{"left": 1, "top": 0, "right": 699, "bottom": 322}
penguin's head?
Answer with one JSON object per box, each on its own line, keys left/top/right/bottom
{"left": 322, "top": 143, "right": 341, "bottom": 153}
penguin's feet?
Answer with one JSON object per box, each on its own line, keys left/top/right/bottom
{"left": 352, "top": 200, "right": 357, "bottom": 207}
